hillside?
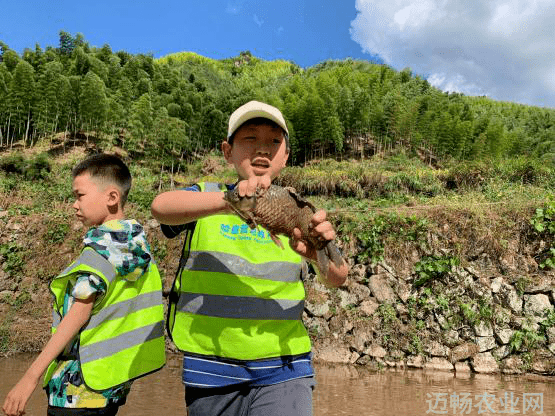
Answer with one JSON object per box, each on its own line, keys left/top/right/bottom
{"left": 2, "top": 32, "right": 555, "bottom": 169}
{"left": 1, "top": 137, "right": 555, "bottom": 376}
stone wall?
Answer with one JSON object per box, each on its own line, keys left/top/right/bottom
{"left": 304, "top": 237, "right": 555, "bottom": 376}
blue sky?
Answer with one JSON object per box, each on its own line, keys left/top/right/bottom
{"left": 1, "top": 0, "right": 372, "bottom": 67}
{"left": 2, "top": 1, "right": 555, "bottom": 109}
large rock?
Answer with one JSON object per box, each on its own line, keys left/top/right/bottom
{"left": 490, "top": 277, "right": 504, "bottom": 293}
{"left": 406, "top": 355, "right": 424, "bottom": 368}
{"left": 349, "top": 263, "right": 367, "bottom": 283}
{"left": 495, "top": 283, "right": 523, "bottom": 314}
{"left": 546, "top": 326, "right": 555, "bottom": 344}
{"left": 0, "top": 271, "right": 15, "bottom": 291}
{"left": 351, "top": 326, "right": 373, "bottom": 352}
{"left": 315, "top": 344, "right": 352, "bottom": 363}
{"left": 339, "top": 290, "right": 358, "bottom": 309}
{"left": 347, "top": 282, "right": 371, "bottom": 303}
{"left": 449, "top": 343, "right": 480, "bottom": 363}
{"left": 395, "top": 281, "right": 412, "bottom": 303}
{"left": 475, "top": 336, "right": 496, "bottom": 352}
{"left": 492, "top": 345, "right": 511, "bottom": 360}
{"left": 454, "top": 362, "right": 472, "bottom": 373}
{"left": 359, "top": 298, "right": 379, "bottom": 316}
{"left": 495, "top": 328, "right": 514, "bottom": 345}
{"left": 470, "top": 352, "right": 499, "bottom": 373}
{"left": 305, "top": 301, "right": 329, "bottom": 317}
{"left": 502, "top": 356, "right": 524, "bottom": 374}
{"left": 364, "top": 344, "right": 387, "bottom": 358}
{"left": 424, "top": 357, "right": 453, "bottom": 372}
{"left": 525, "top": 275, "right": 554, "bottom": 293}
{"left": 523, "top": 294, "right": 553, "bottom": 316}
{"left": 425, "top": 341, "right": 449, "bottom": 357}
{"left": 474, "top": 322, "right": 493, "bottom": 337}
{"left": 368, "top": 274, "right": 396, "bottom": 303}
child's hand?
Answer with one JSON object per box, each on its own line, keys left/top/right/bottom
{"left": 236, "top": 174, "right": 271, "bottom": 197}
{"left": 2, "top": 373, "right": 39, "bottom": 416}
{"left": 289, "top": 210, "right": 336, "bottom": 261}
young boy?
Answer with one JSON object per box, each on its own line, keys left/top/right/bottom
{"left": 2, "top": 153, "right": 165, "bottom": 416}
{"left": 151, "top": 100, "right": 349, "bottom": 416}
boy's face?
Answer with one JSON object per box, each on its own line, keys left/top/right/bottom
{"left": 72, "top": 173, "right": 117, "bottom": 227}
{"left": 222, "top": 123, "right": 289, "bottom": 181}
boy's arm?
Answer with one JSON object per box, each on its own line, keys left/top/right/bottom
{"left": 289, "top": 210, "right": 349, "bottom": 288}
{"left": 151, "top": 176, "right": 272, "bottom": 226}
{"left": 151, "top": 190, "right": 232, "bottom": 226}
{"left": 2, "top": 296, "right": 95, "bottom": 416}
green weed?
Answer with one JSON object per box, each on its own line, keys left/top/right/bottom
{"left": 0, "top": 243, "right": 24, "bottom": 276}
{"left": 0, "top": 153, "right": 51, "bottom": 180}
{"left": 44, "top": 222, "right": 70, "bottom": 244}
{"left": 459, "top": 301, "right": 479, "bottom": 326}
{"left": 377, "top": 303, "right": 398, "bottom": 326}
{"left": 413, "top": 255, "right": 460, "bottom": 287}
{"left": 530, "top": 198, "right": 555, "bottom": 268}
{"left": 509, "top": 329, "right": 545, "bottom": 353}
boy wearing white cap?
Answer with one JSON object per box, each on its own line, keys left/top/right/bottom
{"left": 151, "top": 101, "right": 348, "bottom": 416}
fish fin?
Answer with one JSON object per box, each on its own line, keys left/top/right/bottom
{"left": 246, "top": 213, "right": 258, "bottom": 229}
{"left": 270, "top": 233, "right": 284, "bottom": 249}
{"left": 286, "top": 187, "right": 317, "bottom": 211}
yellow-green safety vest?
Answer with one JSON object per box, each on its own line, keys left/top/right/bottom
{"left": 167, "top": 182, "right": 311, "bottom": 361}
{"left": 44, "top": 247, "right": 166, "bottom": 391}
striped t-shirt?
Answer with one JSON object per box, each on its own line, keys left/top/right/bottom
{"left": 162, "top": 183, "right": 315, "bottom": 387}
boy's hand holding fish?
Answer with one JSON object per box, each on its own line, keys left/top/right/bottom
{"left": 224, "top": 181, "right": 345, "bottom": 281}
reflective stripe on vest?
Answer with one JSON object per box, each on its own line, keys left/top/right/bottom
{"left": 80, "top": 320, "right": 165, "bottom": 364}
{"left": 185, "top": 251, "right": 300, "bottom": 282}
{"left": 177, "top": 293, "right": 304, "bottom": 320}
{"left": 168, "top": 182, "right": 311, "bottom": 360}
{"left": 45, "top": 248, "right": 165, "bottom": 391}
{"left": 86, "top": 291, "right": 162, "bottom": 328}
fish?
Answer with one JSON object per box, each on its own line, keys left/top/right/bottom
{"left": 224, "top": 184, "right": 344, "bottom": 275}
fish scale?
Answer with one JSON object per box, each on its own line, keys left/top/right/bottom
{"left": 224, "top": 185, "right": 344, "bottom": 275}
{"left": 252, "top": 186, "right": 315, "bottom": 238}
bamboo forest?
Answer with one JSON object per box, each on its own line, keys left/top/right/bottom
{"left": 1, "top": 31, "right": 554, "bottom": 166}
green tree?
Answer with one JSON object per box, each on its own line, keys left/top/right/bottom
{"left": 59, "top": 31, "right": 75, "bottom": 56}
{"left": 128, "top": 93, "right": 153, "bottom": 150}
{"left": 79, "top": 71, "right": 108, "bottom": 133}
{"left": 8, "top": 60, "right": 35, "bottom": 143}
{"left": 3, "top": 50, "right": 20, "bottom": 72}
{"left": 0, "top": 64, "right": 11, "bottom": 145}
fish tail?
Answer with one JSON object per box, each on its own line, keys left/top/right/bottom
{"left": 325, "top": 241, "right": 343, "bottom": 268}
{"left": 316, "top": 242, "right": 343, "bottom": 276}
{"left": 316, "top": 248, "right": 330, "bottom": 276}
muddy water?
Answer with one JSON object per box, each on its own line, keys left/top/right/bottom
{"left": 2, "top": 353, "right": 554, "bottom": 415}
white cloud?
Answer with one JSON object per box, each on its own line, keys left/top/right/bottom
{"left": 253, "top": 14, "right": 264, "bottom": 27}
{"left": 350, "top": 0, "right": 555, "bottom": 108}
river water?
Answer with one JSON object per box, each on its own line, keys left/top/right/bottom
{"left": 1, "top": 353, "right": 553, "bottom": 415}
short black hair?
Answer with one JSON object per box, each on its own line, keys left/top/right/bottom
{"left": 72, "top": 153, "right": 132, "bottom": 206}
{"left": 227, "top": 117, "right": 290, "bottom": 150}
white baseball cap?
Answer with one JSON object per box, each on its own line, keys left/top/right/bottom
{"left": 227, "top": 100, "right": 289, "bottom": 139}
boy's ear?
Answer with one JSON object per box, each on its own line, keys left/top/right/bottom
{"left": 282, "top": 148, "right": 289, "bottom": 167}
{"left": 106, "top": 187, "right": 121, "bottom": 208}
{"left": 222, "top": 140, "right": 232, "bottom": 161}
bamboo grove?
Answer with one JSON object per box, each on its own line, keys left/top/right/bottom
{"left": 1, "top": 32, "right": 554, "bottom": 166}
